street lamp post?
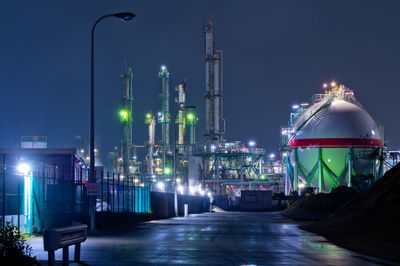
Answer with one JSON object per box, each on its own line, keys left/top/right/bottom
{"left": 90, "top": 12, "right": 135, "bottom": 233}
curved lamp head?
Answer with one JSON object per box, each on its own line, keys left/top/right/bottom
{"left": 113, "top": 12, "right": 136, "bottom": 22}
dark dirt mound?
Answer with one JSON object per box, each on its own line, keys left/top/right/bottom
{"left": 281, "top": 186, "right": 359, "bottom": 220}
{"left": 301, "top": 163, "right": 400, "bottom": 262}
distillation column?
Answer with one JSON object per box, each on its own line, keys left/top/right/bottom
{"left": 187, "top": 112, "right": 198, "bottom": 145}
{"left": 158, "top": 66, "right": 170, "bottom": 171}
{"left": 204, "top": 19, "right": 215, "bottom": 152}
{"left": 176, "top": 82, "right": 186, "bottom": 154}
{"left": 204, "top": 19, "right": 224, "bottom": 152}
{"left": 214, "top": 50, "right": 223, "bottom": 143}
{"left": 145, "top": 113, "right": 156, "bottom": 175}
{"left": 203, "top": 19, "right": 225, "bottom": 184}
{"left": 120, "top": 65, "right": 133, "bottom": 178}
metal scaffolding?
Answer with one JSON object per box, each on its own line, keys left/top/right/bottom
{"left": 197, "top": 142, "right": 284, "bottom": 194}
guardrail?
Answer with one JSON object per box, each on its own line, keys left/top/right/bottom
{"left": 43, "top": 224, "right": 88, "bottom": 266}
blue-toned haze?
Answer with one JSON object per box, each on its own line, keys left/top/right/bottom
{"left": 1, "top": 0, "right": 399, "bottom": 166}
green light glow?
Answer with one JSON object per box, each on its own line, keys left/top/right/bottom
{"left": 187, "top": 113, "right": 194, "bottom": 121}
{"left": 305, "top": 239, "right": 344, "bottom": 254}
{"left": 119, "top": 109, "right": 130, "bottom": 122}
{"left": 164, "top": 167, "right": 172, "bottom": 175}
{"left": 145, "top": 112, "right": 153, "bottom": 124}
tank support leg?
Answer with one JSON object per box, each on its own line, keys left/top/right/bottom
{"left": 318, "top": 148, "right": 322, "bottom": 193}
{"left": 347, "top": 148, "right": 352, "bottom": 187}
{"left": 294, "top": 149, "right": 298, "bottom": 195}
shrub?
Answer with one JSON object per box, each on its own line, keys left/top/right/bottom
{"left": 0, "top": 223, "right": 39, "bottom": 265}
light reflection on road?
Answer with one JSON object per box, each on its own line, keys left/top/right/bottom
{"left": 28, "top": 212, "right": 392, "bottom": 265}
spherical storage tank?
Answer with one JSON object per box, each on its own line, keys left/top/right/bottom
{"left": 282, "top": 84, "right": 383, "bottom": 194}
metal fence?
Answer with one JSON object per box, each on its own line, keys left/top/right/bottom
{"left": 96, "top": 172, "right": 151, "bottom": 214}
{"left": 0, "top": 154, "right": 150, "bottom": 234}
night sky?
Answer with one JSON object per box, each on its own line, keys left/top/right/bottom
{"left": 1, "top": 1, "right": 400, "bottom": 166}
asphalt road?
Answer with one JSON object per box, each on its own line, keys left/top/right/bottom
{"left": 28, "top": 212, "right": 392, "bottom": 265}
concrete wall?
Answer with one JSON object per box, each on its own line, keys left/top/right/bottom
{"left": 151, "top": 192, "right": 209, "bottom": 218}
{"left": 213, "top": 195, "right": 229, "bottom": 210}
{"left": 239, "top": 190, "right": 272, "bottom": 211}
{"left": 213, "top": 191, "right": 273, "bottom": 211}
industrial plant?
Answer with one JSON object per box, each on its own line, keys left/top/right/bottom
{"left": 92, "top": 18, "right": 398, "bottom": 202}
{"left": 1, "top": 18, "right": 398, "bottom": 239}
{"left": 92, "top": 18, "right": 283, "bottom": 198}
{"left": 3, "top": 0, "right": 400, "bottom": 263}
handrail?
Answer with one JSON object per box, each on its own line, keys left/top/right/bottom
{"left": 285, "top": 96, "right": 333, "bottom": 147}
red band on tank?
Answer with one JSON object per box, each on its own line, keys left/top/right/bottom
{"left": 290, "top": 138, "right": 381, "bottom": 148}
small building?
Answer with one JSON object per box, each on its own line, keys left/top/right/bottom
{"left": 0, "top": 148, "right": 87, "bottom": 234}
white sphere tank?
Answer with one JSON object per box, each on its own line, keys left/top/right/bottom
{"left": 284, "top": 86, "right": 383, "bottom": 193}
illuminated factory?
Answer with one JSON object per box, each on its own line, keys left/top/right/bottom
{"left": 88, "top": 19, "right": 395, "bottom": 198}
{"left": 281, "top": 82, "right": 387, "bottom": 195}
{"left": 103, "top": 18, "right": 280, "bottom": 196}
{"left": 195, "top": 18, "right": 282, "bottom": 195}
{"left": 3, "top": 18, "right": 398, "bottom": 237}
{"left": 83, "top": 19, "right": 395, "bottom": 198}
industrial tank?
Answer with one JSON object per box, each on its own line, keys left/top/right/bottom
{"left": 282, "top": 84, "right": 384, "bottom": 194}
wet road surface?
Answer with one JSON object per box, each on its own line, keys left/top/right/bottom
{"left": 29, "top": 212, "right": 392, "bottom": 265}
